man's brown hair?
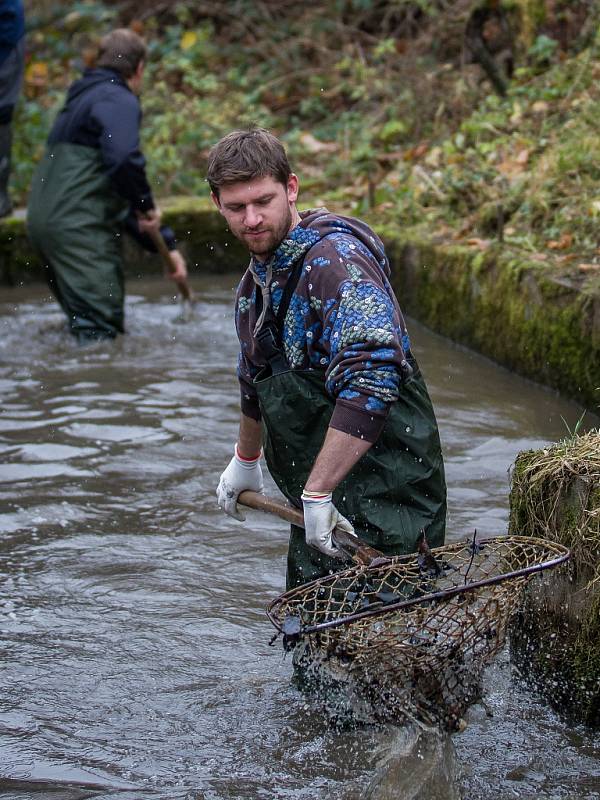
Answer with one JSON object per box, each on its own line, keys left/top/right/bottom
{"left": 207, "top": 128, "right": 291, "bottom": 197}
{"left": 96, "top": 28, "right": 147, "bottom": 79}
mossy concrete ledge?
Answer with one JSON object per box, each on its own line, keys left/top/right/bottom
{"left": 2, "top": 202, "right": 600, "bottom": 409}
{"left": 507, "top": 431, "right": 600, "bottom": 727}
{"left": 382, "top": 231, "right": 600, "bottom": 410}
{"left": 0, "top": 196, "right": 248, "bottom": 286}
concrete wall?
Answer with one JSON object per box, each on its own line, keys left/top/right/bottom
{"left": 384, "top": 233, "right": 600, "bottom": 410}
{"left": 2, "top": 199, "right": 599, "bottom": 410}
{"left": 0, "top": 198, "right": 248, "bottom": 285}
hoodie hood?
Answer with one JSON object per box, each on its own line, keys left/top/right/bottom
{"left": 299, "top": 207, "right": 390, "bottom": 279}
{"left": 65, "top": 68, "right": 129, "bottom": 104}
{"left": 250, "top": 207, "right": 390, "bottom": 288}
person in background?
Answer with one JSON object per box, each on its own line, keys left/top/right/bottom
{"left": 0, "top": 0, "right": 25, "bottom": 217}
{"left": 27, "top": 27, "right": 187, "bottom": 342}
{"left": 209, "top": 128, "right": 446, "bottom": 590}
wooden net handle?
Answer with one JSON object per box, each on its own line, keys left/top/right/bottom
{"left": 237, "top": 490, "right": 387, "bottom": 566}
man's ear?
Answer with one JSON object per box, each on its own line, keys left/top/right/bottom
{"left": 211, "top": 191, "right": 222, "bottom": 212}
{"left": 287, "top": 174, "right": 299, "bottom": 203}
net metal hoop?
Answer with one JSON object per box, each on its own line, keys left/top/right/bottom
{"left": 266, "top": 535, "right": 570, "bottom": 636}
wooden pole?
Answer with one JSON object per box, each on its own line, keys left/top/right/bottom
{"left": 237, "top": 490, "right": 388, "bottom": 567}
{"left": 147, "top": 226, "right": 194, "bottom": 303}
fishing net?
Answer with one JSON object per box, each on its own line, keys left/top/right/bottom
{"left": 267, "top": 535, "right": 569, "bottom": 731}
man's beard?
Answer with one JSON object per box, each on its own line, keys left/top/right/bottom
{"left": 244, "top": 206, "right": 293, "bottom": 258}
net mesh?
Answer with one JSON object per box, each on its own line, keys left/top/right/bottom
{"left": 267, "top": 535, "right": 569, "bottom": 730}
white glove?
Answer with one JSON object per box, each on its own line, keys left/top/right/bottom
{"left": 301, "top": 490, "right": 355, "bottom": 557}
{"left": 216, "top": 444, "right": 264, "bottom": 521}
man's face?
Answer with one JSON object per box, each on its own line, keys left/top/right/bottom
{"left": 212, "top": 174, "right": 299, "bottom": 258}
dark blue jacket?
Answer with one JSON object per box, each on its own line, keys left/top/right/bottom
{"left": 0, "top": 0, "right": 25, "bottom": 65}
{"left": 48, "top": 67, "right": 176, "bottom": 250}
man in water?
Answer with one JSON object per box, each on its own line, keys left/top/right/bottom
{"left": 27, "top": 28, "right": 187, "bottom": 342}
{"left": 0, "top": 0, "right": 25, "bottom": 217}
{"left": 210, "top": 128, "right": 446, "bottom": 589}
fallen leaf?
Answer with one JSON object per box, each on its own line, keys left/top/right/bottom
{"left": 411, "top": 142, "right": 429, "bottom": 160}
{"left": 299, "top": 132, "right": 338, "bottom": 154}
{"left": 64, "top": 11, "right": 81, "bottom": 30}
{"left": 424, "top": 146, "right": 443, "bottom": 168}
{"left": 547, "top": 233, "right": 573, "bottom": 250}
{"left": 532, "top": 100, "right": 549, "bottom": 114}
{"left": 466, "top": 238, "right": 491, "bottom": 250}
{"left": 578, "top": 263, "right": 600, "bottom": 272}
{"left": 180, "top": 31, "right": 197, "bottom": 50}
{"left": 497, "top": 157, "right": 526, "bottom": 178}
{"left": 25, "top": 60, "right": 47, "bottom": 86}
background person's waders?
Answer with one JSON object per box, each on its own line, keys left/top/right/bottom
{"left": 27, "top": 143, "right": 129, "bottom": 341}
{"left": 252, "top": 260, "right": 447, "bottom": 590}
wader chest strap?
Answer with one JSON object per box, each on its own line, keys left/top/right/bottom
{"left": 254, "top": 258, "right": 305, "bottom": 374}
{"left": 255, "top": 311, "right": 288, "bottom": 374}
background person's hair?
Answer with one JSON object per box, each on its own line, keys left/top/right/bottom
{"left": 207, "top": 128, "right": 291, "bottom": 196}
{"left": 96, "top": 28, "right": 147, "bottom": 79}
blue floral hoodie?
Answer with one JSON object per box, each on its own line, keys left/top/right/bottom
{"left": 235, "top": 208, "right": 415, "bottom": 443}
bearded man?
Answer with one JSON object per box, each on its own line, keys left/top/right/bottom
{"left": 210, "top": 127, "right": 446, "bottom": 589}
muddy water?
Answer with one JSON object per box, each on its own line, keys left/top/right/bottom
{"left": 0, "top": 275, "right": 599, "bottom": 800}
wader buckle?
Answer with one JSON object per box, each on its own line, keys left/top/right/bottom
{"left": 256, "top": 322, "right": 288, "bottom": 375}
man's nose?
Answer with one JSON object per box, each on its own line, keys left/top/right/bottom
{"left": 244, "top": 205, "right": 262, "bottom": 228}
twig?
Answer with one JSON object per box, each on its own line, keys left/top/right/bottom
{"left": 413, "top": 165, "right": 446, "bottom": 199}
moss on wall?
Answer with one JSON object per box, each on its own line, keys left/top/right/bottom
{"left": 0, "top": 196, "right": 248, "bottom": 286}
{"left": 0, "top": 213, "right": 45, "bottom": 285}
{"left": 2, "top": 202, "right": 600, "bottom": 411}
{"left": 161, "top": 196, "right": 248, "bottom": 273}
{"left": 385, "top": 234, "right": 600, "bottom": 410}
